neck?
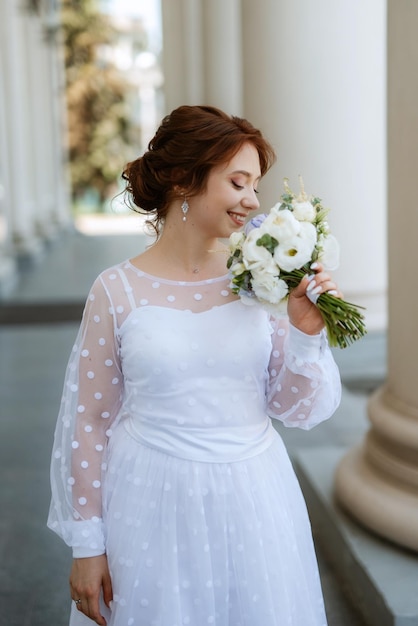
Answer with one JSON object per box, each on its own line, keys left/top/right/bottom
{"left": 149, "top": 223, "right": 226, "bottom": 278}
{"left": 160, "top": 236, "right": 222, "bottom": 275}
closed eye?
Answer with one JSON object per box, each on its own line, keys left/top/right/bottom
{"left": 232, "top": 180, "right": 259, "bottom": 194}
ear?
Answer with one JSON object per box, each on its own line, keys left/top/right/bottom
{"left": 171, "top": 166, "right": 189, "bottom": 192}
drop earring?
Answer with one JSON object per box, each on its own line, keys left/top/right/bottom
{"left": 181, "top": 197, "right": 189, "bottom": 222}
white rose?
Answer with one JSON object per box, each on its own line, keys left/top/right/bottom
{"left": 318, "top": 234, "right": 340, "bottom": 270}
{"left": 261, "top": 206, "right": 300, "bottom": 242}
{"left": 274, "top": 233, "right": 316, "bottom": 272}
{"left": 229, "top": 231, "right": 245, "bottom": 252}
{"left": 242, "top": 229, "right": 276, "bottom": 273}
{"left": 230, "top": 261, "right": 246, "bottom": 276}
{"left": 252, "top": 272, "right": 289, "bottom": 304}
{"left": 299, "top": 221, "right": 317, "bottom": 246}
{"left": 292, "top": 201, "right": 316, "bottom": 222}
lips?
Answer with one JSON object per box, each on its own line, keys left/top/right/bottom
{"left": 228, "top": 211, "right": 247, "bottom": 226}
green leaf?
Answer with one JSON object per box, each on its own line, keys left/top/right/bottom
{"left": 256, "top": 234, "right": 278, "bottom": 254}
{"left": 282, "top": 192, "right": 294, "bottom": 201}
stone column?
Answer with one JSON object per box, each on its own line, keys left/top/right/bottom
{"left": 334, "top": 0, "right": 418, "bottom": 552}
{"left": 201, "top": 0, "right": 242, "bottom": 114}
{"left": 45, "top": 27, "right": 72, "bottom": 232}
{"left": 161, "top": 0, "right": 205, "bottom": 111}
{"left": 25, "top": 12, "right": 59, "bottom": 241}
{"left": 38, "top": 9, "right": 72, "bottom": 233}
{"left": 1, "top": 2, "right": 43, "bottom": 261}
{"left": 241, "top": 0, "right": 387, "bottom": 330}
{"left": 161, "top": 0, "right": 242, "bottom": 115}
{"left": 0, "top": 2, "right": 18, "bottom": 296}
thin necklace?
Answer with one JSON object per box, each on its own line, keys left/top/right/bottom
{"left": 165, "top": 247, "right": 227, "bottom": 275}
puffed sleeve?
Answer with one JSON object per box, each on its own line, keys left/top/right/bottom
{"left": 47, "top": 275, "right": 124, "bottom": 557}
{"left": 267, "top": 317, "right": 341, "bottom": 430}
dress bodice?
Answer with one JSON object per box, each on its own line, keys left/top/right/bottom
{"left": 119, "top": 300, "right": 276, "bottom": 461}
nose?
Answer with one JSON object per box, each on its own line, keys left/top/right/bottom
{"left": 242, "top": 188, "right": 260, "bottom": 212}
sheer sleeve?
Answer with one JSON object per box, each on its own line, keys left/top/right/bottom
{"left": 47, "top": 275, "right": 124, "bottom": 558}
{"left": 267, "top": 318, "right": 341, "bottom": 430}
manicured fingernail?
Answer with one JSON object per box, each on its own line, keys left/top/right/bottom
{"left": 307, "top": 290, "right": 319, "bottom": 304}
{"left": 306, "top": 280, "right": 316, "bottom": 292}
{"left": 310, "top": 262, "right": 319, "bottom": 270}
{"left": 306, "top": 274, "right": 315, "bottom": 282}
{"left": 311, "top": 285, "right": 322, "bottom": 295}
{"left": 328, "top": 289, "right": 338, "bottom": 295}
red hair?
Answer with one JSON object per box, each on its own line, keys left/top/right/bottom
{"left": 122, "top": 105, "right": 276, "bottom": 233}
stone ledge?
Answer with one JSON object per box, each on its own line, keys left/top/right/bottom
{"left": 294, "top": 447, "right": 418, "bottom": 626}
{"left": 0, "top": 301, "right": 83, "bottom": 325}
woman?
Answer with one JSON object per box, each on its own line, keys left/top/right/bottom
{"left": 48, "top": 105, "right": 341, "bottom": 626}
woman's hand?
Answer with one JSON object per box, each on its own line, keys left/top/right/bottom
{"left": 287, "top": 263, "right": 341, "bottom": 336}
{"left": 70, "top": 554, "right": 112, "bottom": 625}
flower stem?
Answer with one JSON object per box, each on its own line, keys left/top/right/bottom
{"left": 282, "top": 268, "right": 367, "bottom": 349}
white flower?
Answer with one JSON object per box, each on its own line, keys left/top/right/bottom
{"left": 292, "top": 200, "right": 316, "bottom": 222}
{"left": 299, "top": 221, "right": 317, "bottom": 246}
{"left": 229, "top": 231, "right": 245, "bottom": 252}
{"left": 251, "top": 271, "right": 289, "bottom": 304}
{"left": 241, "top": 229, "right": 277, "bottom": 274}
{"left": 230, "top": 261, "right": 246, "bottom": 276}
{"left": 272, "top": 221, "right": 317, "bottom": 272}
{"left": 318, "top": 234, "right": 340, "bottom": 270}
{"left": 260, "top": 205, "right": 300, "bottom": 242}
{"left": 274, "top": 232, "right": 316, "bottom": 272}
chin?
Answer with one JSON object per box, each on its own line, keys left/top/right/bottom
{"left": 217, "top": 227, "right": 237, "bottom": 240}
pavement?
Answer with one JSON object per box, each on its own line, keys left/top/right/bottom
{"left": 0, "top": 224, "right": 390, "bottom": 626}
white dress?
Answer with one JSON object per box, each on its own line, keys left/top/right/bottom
{"left": 48, "top": 261, "right": 341, "bottom": 626}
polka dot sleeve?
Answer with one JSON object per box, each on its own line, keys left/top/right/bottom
{"left": 47, "top": 276, "right": 123, "bottom": 557}
{"left": 267, "top": 319, "right": 341, "bottom": 430}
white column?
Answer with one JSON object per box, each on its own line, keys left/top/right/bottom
{"left": 1, "top": 2, "right": 43, "bottom": 261}
{"left": 26, "top": 13, "right": 57, "bottom": 240}
{"left": 161, "top": 0, "right": 204, "bottom": 111}
{"left": 335, "top": 0, "right": 418, "bottom": 552}
{"left": 161, "top": 0, "right": 243, "bottom": 115}
{"left": 241, "top": 0, "right": 387, "bottom": 331}
{"left": 0, "top": 60, "right": 17, "bottom": 297}
{"left": 37, "top": 13, "right": 72, "bottom": 234}
{"left": 45, "top": 26, "right": 72, "bottom": 231}
{"left": 201, "top": 0, "right": 242, "bottom": 114}
{"left": 0, "top": 1, "right": 17, "bottom": 296}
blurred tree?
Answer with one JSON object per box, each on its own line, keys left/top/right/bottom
{"left": 61, "top": 0, "right": 140, "bottom": 207}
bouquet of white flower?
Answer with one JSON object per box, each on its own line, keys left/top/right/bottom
{"left": 227, "top": 178, "right": 366, "bottom": 349}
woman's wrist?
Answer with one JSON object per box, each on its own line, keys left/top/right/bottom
{"left": 286, "top": 323, "right": 324, "bottom": 363}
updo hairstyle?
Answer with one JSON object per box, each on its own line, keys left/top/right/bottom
{"left": 122, "top": 105, "right": 276, "bottom": 236}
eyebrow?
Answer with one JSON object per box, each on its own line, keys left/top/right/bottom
{"left": 231, "top": 169, "right": 261, "bottom": 181}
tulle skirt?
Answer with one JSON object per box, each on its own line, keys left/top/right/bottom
{"left": 69, "top": 422, "right": 327, "bottom": 626}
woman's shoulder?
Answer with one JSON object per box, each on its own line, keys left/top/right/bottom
{"left": 96, "top": 260, "right": 130, "bottom": 280}
{"left": 88, "top": 260, "right": 134, "bottom": 296}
